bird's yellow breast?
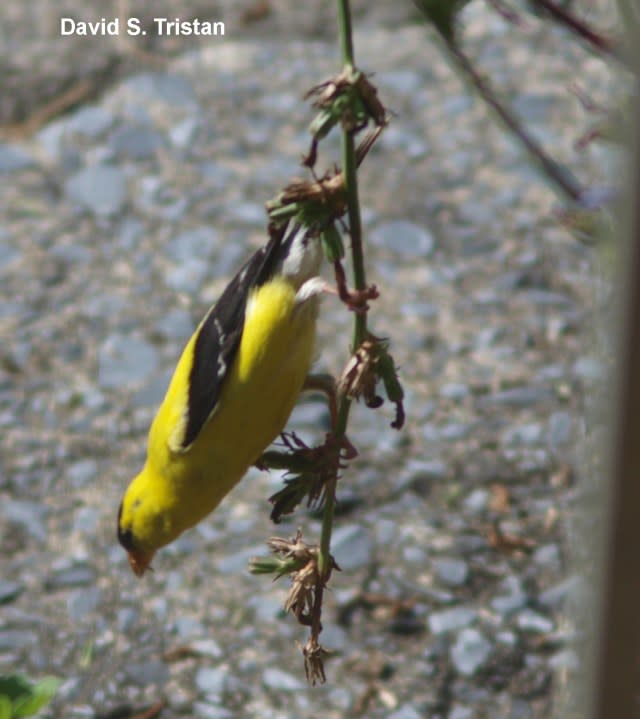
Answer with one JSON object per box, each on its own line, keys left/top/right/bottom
{"left": 123, "top": 277, "right": 319, "bottom": 551}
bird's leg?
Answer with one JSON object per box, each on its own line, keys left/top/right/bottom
{"left": 303, "top": 374, "right": 358, "bottom": 460}
{"left": 333, "top": 259, "right": 379, "bottom": 314}
{"left": 303, "top": 373, "right": 338, "bottom": 428}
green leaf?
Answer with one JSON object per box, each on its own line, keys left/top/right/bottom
{"left": 0, "top": 695, "right": 12, "bottom": 719}
{"left": 0, "top": 675, "right": 31, "bottom": 703}
{"left": 13, "top": 677, "right": 59, "bottom": 717}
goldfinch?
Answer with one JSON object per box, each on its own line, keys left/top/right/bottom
{"left": 117, "top": 224, "right": 325, "bottom": 576}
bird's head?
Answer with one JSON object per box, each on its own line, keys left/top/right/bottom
{"left": 117, "top": 498, "right": 155, "bottom": 577}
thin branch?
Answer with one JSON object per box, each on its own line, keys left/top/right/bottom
{"left": 444, "top": 38, "right": 585, "bottom": 203}
{"left": 529, "top": 0, "right": 629, "bottom": 68}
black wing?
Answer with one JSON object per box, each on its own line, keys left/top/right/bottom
{"left": 178, "top": 228, "right": 289, "bottom": 450}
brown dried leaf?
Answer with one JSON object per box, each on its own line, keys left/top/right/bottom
{"left": 487, "top": 520, "right": 536, "bottom": 555}
{"left": 489, "top": 483, "right": 511, "bottom": 514}
{"left": 550, "top": 463, "right": 573, "bottom": 488}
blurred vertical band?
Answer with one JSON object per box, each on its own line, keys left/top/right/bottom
{"left": 589, "top": 74, "right": 640, "bottom": 719}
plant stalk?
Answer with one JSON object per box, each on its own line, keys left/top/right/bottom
{"left": 317, "top": 0, "right": 367, "bottom": 577}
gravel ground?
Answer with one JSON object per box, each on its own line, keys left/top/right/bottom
{"left": 0, "top": 3, "right": 614, "bottom": 719}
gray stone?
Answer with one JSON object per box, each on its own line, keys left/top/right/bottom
{"left": 67, "top": 587, "right": 102, "bottom": 621}
{"left": 440, "top": 383, "right": 470, "bottom": 400}
{"left": 0, "top": 144, "right": 35, "bottom": 172}
{"left": 548, "top": 649, "right": 579, "bottom": 671}
{"left": 132, "top": 367, "right": 173, "bottom": 409}
{"left": 225, "top": 202, "right": 265, "bottom": 226}
{"left": 246, "top": 594, "right": 284, "bottom": 622}
{"left": 65, "top": 165, "right": 127, "bottom": 217}
{"left": 0, "top": 630, "right": 37, "bottom": 651}
{"left": 539, "top": 575, "right": 583, "bottom": 610}
{"left": 193, "top": 704, "right": 233, "bottom": 719}
{"left": 167, "top": 227, "right": 218, "bottom": 263}
{"left": 479, "top": 386, "right": 553, "bottom": 409}
{"left": 37, "top": 120, "right": 67, "bottom": 159}
{"left": 491, "top": 575, "right": 528, "bottom": 615}
{"left": 428, "top": 607, "right": 476, "bottom": 635}
{"left": 451, "top": 628, "right": 493, "bottom": 676}
{"left": 491, "top": 594, "right": 527, "bottom": 615}
{"left": 145, "top": 187, "right": 189, "bottom": 221}
{"left": 175, "top": 616, "right": 206, "bottom": 639}
{"left": 73, "top": 507, "right": 100, "bottom": 535}
{"left": 117, "top": 607, "right": 138, "bottom": 632}
{"left": 331, "top": 524, "right": 372, "bottom": 571}
{"left": 164, "top": 259, "right": 210, "bottom": 292}
{"left": 213, "top": 240, "right": 251, "bottom": 278}
{"left": 406, "top": 458, "right": 449, "bottom": 482}
{"left": 449, "top": 706, "right": 474, "bottom": 719}
{"left": 0, "top": 580, "right": 23, "bottom": 604}
{"left": 45, "top": 564, "right": 97, "bottom": 590}
{"left": 379, "top": 70, "right": 423, "bottom": 93}
{"left": 0, "top": 241, "right": 19, "bottom": 266}
{"left": 402, "top": 301, "right": 438, "bottom": 320}
{"left": 399, "top": 458, "right": 449, "bottom": 496}
{"left": 110, "top": 125, "right": 164, "bottom": 159}
{"left": 67, "top": 459, "right": 99, "bottom": 488}
{"left": 387, "top": 706, "right": 423, "bottom": 719}
{"left": 513, "top": 93, "right": 555, "bottom": 123}
{"left": 442, "top": 94, "right": 474, "bottom": 115}
{"left": 3, "top": 500, "right": 48, "bottom": 542}
{"left": 66, "top": 707, "right": 95, "bottom": 719}
{"left": 198, "top": 161, "right": 235, "bottom": 190}
{"left": 98, "top": 333, "right": 158, "bottom": 389}
{"left": 370, "top": 220, "right": 435, "bottom": 257}
{"left": 216, "top": 545, "right": 265, "bottom": 575}
{"left": 433, "top": 558, "right": 469, "bottom": 587}
{"left": 125, "top": 72, "right": 198, "bottom": 108}
{"left": 262, "top": 667, "right": 305, "bottom": 691}
{"left": 573, "top": 357, "right": 604, "bottom": 381}
{"left": 547, "top": 411, "right": 572, "bottom": 449}
{"left": 463, "top": 489, "right": 489, "bottom": 514}
{"left": 169, "top": 117, "right": 201, "bottom": 148}
{"left": 440, "top": 422, "right": 471, "bottom": 441}
{"left": 320, "top": 622, "right": 349, "bottom": 652}
{"left": 195, "top": 667, "right": 228, "bottom": 696}
{"left": 403, "top": 546, "right": 427, "bottom": 563}
{"left": 381, "top": 125, "right": 428, "bottom": 159}
{"left": 516, "top": 609, "right": 554, "bottom": 634}
{"left": 522, "top": 289, "right": 573, "bottom": 307}
{"left": 475, "top": 327, "right": 504, "bottom": 348}
{"left": 502, "top": 423, "right": 543, "bottom": 446}
{"left": 509, "top": 699, "right": 535, "bottom": 719}
{"left": 533, "top": 543, "right": 561, "bottom": 568}
{"left": 154, "top": 307, "right": 194, "bottom": 343}
{"left": 191, "top": 639, "right": 223, "bottom": 659}
{"left": 117, "top": 218, "right": 144, "bottom": 249}
{"left": 66, "top": 106, "right": 114, "bottom": 137}
{"left": 125, "top": 660, "right": 170, "bottom": 686}
{"left": 496, "top": 631, "right": 518, "bottom": 646}
{"left": 287, "top": 399, "right": 331, "bottom": 430}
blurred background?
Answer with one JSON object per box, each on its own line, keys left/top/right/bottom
{"left": 0, "top": 1, "right": 619, "bottom": 717}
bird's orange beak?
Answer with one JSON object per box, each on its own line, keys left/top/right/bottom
{"left": 126, "top": 549, "right": 155, "bottom": 577}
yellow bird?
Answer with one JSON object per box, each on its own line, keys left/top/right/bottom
{"left": 117, "top": 224, "right": 325, "bottom": 576}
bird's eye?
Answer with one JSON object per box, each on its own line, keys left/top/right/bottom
{"left": 117, "top": 500, "right": 137, "bottom": 552}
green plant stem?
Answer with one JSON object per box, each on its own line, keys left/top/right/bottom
{"left": 336, "top": 0, "right": 355, "bottom": 68}
{"left": 317, "top": 0, "right": 367, "bottom": 579}
{"left": 343, "top": 130, "right": 368, "bottom": 347}
{"left": 317, "top": 475, "right": 338, "bottom": 577}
